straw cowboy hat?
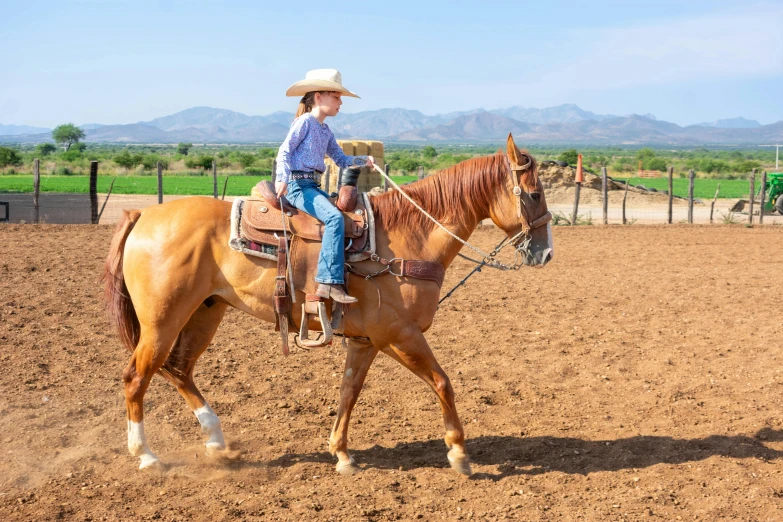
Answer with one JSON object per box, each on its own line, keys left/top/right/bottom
{"left": 285, "top": 69, "right": 360, "bottom": 98}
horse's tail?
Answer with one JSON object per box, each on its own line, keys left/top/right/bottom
{"left": 103, "top": 209, "right": 142, "bottom": 352}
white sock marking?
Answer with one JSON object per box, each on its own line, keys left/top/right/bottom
{"left": 127, "top": 420, "right": 159, "bottom": 468}
{"left": 194, "top": 404, "right": 226, "bottom": 450}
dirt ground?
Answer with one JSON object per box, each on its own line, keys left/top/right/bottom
{"left": 1, "top": 223, "right": 782, "bottom": 521}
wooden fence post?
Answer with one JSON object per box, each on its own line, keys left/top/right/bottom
{"left": 157, "top": 161, "right": 163, "bottom": 204}
{"left": 418, "top": 166, "right": 424, "bottom": 181}
{"left": 221, "top": 176, "right": 229, "bottom": 200}
{"left": 323, "top": 165, "right": 330, "bottom": 194}
{"left": 748, "top": 169, "right": 756, "bottom": 225}
{"left": 212, "top": 160, "right": 218, "bottom": 199}
{"left": 601, "top": 167, "right": 608, "bottom": 225}
{"left": 33, "top": 159, "right": 40, "bottom": 224}
{"left": 622, "top": 180, "right": 629, "bottom": 224}
{"left": 687, "top": 170, "right": 695, "bottom": 224}
{"left": 384, "top": 163, "right": 390, "bottom": 191}
{"left": 89, "top": 161, "right": 99, "bottom": 224}
{"left": 667, "top": 167, "right": 673, "bottom": 224}
{"left": 759, "top": 171, "right": 767, "bottom": 224}
{"left": 710, "top": 184, "right": 720, "bottom": 224}
{"left": 572, "top": 154, "right": 583, "bottom": 225}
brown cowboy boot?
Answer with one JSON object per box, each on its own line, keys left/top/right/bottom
{"left": 315, "top": 283, "right": 358, "bottom": 304}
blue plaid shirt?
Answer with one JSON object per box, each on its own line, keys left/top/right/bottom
{"left": 275, "top": 113, "right": 367, "bottom": 183}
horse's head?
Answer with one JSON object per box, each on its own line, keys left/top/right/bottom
{"left": 488, "top": 134, "right": 553, "bottom": 267}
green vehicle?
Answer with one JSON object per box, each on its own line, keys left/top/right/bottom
{"left": 730, "top": 172, "right": 783, "bottom": 214}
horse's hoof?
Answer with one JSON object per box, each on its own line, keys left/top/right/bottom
{"left": 205, "top": 442, "right": 227, "bottom": 455}
{"left": 138, "top": 453, "right": 163, "bottom": 470}
{"left": 205, "top": 444, "right": 242, "bottom": 460}
{"left": 336, "top": 460, "right": 360, "bottom": 476}
{"left": 447, "top": 448, "right": 472, "bottom": 476}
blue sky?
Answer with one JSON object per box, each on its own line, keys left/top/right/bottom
{"left": 2, "top": 0, "right": 781, "bottom": 127}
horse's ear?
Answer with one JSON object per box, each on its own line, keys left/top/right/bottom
{"left": 506, "top": 133, "right": 522, "bottom": 166}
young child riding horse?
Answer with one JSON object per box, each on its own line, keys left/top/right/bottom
{"left": 275, "top": 69, "right": 374, "bottom": 304}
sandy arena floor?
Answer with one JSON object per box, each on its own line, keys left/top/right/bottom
{"left": 1, "top": 223, "right": 782, "bottom": 521}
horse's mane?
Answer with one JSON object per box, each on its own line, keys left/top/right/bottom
{"left": 370, "top": 151, "right": 538, "bottom": 234}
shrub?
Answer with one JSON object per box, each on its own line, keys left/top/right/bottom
{"left": 646, "top": 157, "right": 667, "bottom": 171}
{"left": 114, "top": 149, "right": 144, "bottom": 169}
{"left": 141, "top": 154, "right": 169, "bottom": 170}
{"left": 59, "top": 149, "right": 83, "bottom": 162}
{"left": 35, "top": 143, "right": 57, "bottom": 156}
{"left": 558, "top": 149, "right": 578, "bottom": 166}
{"left": 243, "top": 167, "right": 268, "bottom": 176}
{"left": 56, "top": 166, "right": 74, "bottom": 176}
{"left": 235, "top": 152, "right": 256, "bottom": 168}
{"left": 421, "top": 146, "right": 437, "bottom": 159}
{"left": 0, "top": 146, "right": 22, "bottom": 167}
{"left": 184, "top": 155, "right": 215, "bottom": 170}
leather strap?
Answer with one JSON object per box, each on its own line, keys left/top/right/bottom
{"left": 397, "top": 259, "right": 446, "bottom": 288}
{"left": 352, "top": 255, "right": 446, "bottom": 288}
{"left": 274, "top": 236, "right": 291, "bottom": 320}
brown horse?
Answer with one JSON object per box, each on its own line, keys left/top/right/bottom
{"left": 103, "top": 134, "right": 553, "bottom": 475}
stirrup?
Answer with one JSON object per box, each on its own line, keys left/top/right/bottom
{"left": 295, "top": 297, "right": 344, "bottom": 348}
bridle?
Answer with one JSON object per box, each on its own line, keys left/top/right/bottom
{"left": 506, "top": 154, "right": 553, "bottom": 237}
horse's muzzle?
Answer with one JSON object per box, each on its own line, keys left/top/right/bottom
{"left": 523, "top": 222, "right": 554, "bottom": 268}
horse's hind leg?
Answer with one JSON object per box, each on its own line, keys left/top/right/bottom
{"left": 382, "top": 328, "right": 471, "bottom": 476}
{"left": 328, "top": 338, "right": 379, "bottom": 475}
{"left": 159, "top": 302, "right": 229, "bottom": 455}
{"left": 123, "top": 325, "right": 183, "bottom": 469}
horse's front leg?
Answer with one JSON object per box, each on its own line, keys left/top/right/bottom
{"left": 382, "top": 328, "right": 471, "bottom": 475}
{"left": 328, "top": 338, "right": 379, "bottom": 475}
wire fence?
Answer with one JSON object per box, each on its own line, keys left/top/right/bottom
{"left": 1, "top": 162, "right": 781, "bottom": 226}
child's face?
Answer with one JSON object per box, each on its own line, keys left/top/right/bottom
{"left": 316, "top": 91, "right": 343, "bottom": 117}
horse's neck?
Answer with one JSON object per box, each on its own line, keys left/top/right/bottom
{"left": 386, "top": 212, "right": 481, "bottom": 271}
{"left": 379, "top": 155, "right": 505, "bottom": 268}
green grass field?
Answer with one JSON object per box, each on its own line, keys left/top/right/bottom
{"left": 0, "top": 174, "right": 755, "bottom": 200}
{"left": 612, "top": 177, "right": 754, "bottom": 199}
{"left": 0, "top": 175, "right": 420, "bottom": 196}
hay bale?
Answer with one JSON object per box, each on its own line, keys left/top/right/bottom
{"left": 324, "top": 140, "right": 384, "bottom": 193}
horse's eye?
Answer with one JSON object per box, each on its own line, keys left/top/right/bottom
{"left": 530, "top": 192, "right": 541, "bottom": 203}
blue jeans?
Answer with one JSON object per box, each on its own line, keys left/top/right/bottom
{"left": 285, "top": 179, "right": 345, "bottom": 284}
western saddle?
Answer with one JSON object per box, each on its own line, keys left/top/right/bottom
{"left": 231, "top": 169, "right": 445, "bottom": 355}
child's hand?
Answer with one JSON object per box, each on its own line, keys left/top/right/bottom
{"left": 275, "top": 181, "right": 288, "bottom": 199}
{"left": 366, "top": 156, "right": 375, "bottom": 168}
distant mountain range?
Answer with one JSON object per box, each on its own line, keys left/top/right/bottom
{"left": 0, "top": 124, "right": 51, "bottom": 136}
{"left": 1, "top": 104, "right": 780, "bottom": 145}
{"left": 694, "top": 117, "right": 761, "bottom": 129}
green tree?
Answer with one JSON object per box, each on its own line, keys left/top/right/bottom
{"left": 647, "top": 157, "right": 667, "bottom": 171}
{"left": 177, "top": 142, "right": 193, "bottom": 155}
{"left": 184, "top": 155, "right": 214, "bottom": 170}
{"left": 636, "top": 148, "right": 656, "bottom": 161}
{"left": 52, "top": 123, "right": 86, "bottom": 151}
{"left": 114, "top": 149, "right": 144, "bottom": 169}
{"left": 0, "top": 146, "right": 22, "bottom": 167}
{"left": 235, "top": 152, "right": 256, "bottom": 168}
{"left": 558, "top": 149, "right": 578, "bottom": 165}
{"left": 421, "top": 146, "right": 437, "bottom": 159}
{"left": 71, "top": 142, "right": 87, "bottom": 152}
{"left": 141, "top": 154, "right": 169, "bottom": 170}
{"left": 35, "top": 143, "right": 57, "bottom": 156}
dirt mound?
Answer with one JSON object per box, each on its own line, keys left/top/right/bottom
{"left": 538, "top": 163, "right": 683, "bottom": 205}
